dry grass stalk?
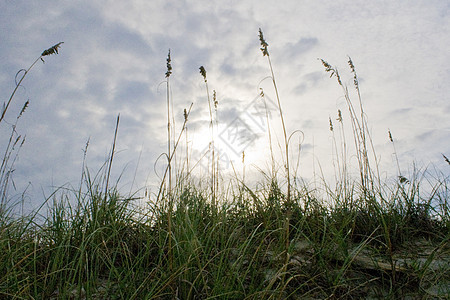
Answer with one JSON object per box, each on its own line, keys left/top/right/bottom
{"left": 1, "top": 42, "right": 63, "bottom": 123}
{"left": 199, "top": 66, "right": 217, "bottom": 211}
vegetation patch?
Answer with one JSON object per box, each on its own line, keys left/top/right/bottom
{"left": 1, "top": 32, "right": 448, "bottom": 299}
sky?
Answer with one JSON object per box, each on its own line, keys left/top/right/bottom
{"left": 1, "top": 0, "right": 449, "bottom": 211}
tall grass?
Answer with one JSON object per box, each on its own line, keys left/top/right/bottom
{"left": 1, "top": 42, "right": 63, "bottom": 215}
{"left": 199, "top": 66, "right": 219, "bottom": 212}
{"left": 258, "top": 28, "right": 291, "bottom": 204}
{"left": 0, "top": 34, "right": 449, "bottom": 299}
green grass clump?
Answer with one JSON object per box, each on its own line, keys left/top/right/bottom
{"left": 1, "top": 33, "right": 449, "bottom": 299}
{"left": 1, "top": 171, "right": 448, "bottom": 299}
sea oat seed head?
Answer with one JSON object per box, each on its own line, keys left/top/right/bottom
{"left": 258, "top": 28, "right": 269, "bottom": 56}
{"left": 165, "top": 49, "right": 172, "bottom": 78}
{"left": 259, "top": 88, "right": 265, "bottom": 98}
{"left": 320, "top": 59, "right": 333, "bottom": 73}
{"left": 199, "top": 66, "right": 207, "bottom": 81}
{"left": 337, "top": 110, "right": 343, "bottom": 122}
{"left": 348, "top": 57, "right": 356, "bottom": 73}
{"left": 335, "top": 69, "right": 342, "bottom": 85}
{"left": 40, "top": 42, "right": 64, "bottom": 62}
{"left": 320, "top": 58, "right": 341, "bottom": 84}
{"left": 41, "top": 42, "right": 64, "bottom": 57}
{"left": 348, "top": 57, "right": 359, "bottom": 88}
{"left": 213, "top": 90, "right": 218, "bottom": 109}
{"left": 19, "top": 100, "right": 29, "bottom": 118}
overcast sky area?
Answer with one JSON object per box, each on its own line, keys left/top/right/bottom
{"left": 1, "top": 0, "right": 449, "bottom": 211}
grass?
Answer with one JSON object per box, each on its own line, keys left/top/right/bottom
{"left": 0, "top": 34, "right": 449, "bottom": 299}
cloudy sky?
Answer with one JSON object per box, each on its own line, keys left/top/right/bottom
{"left": 1, "top": 0, "right": 449, "bottom": 210}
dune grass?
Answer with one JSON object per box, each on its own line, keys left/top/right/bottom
{"left": 0, "top": 35, "right": 449, "bottom": 299}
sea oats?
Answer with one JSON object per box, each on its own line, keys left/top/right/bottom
{"left": 41, "top": 42, "right": 63, "bottom": 56}
{"left": 337, "top": 109, "right": 343, "bottom": 123}
{"left": 320, "top": 58, "right": 342, "bottom": 85}
{"left": 199, "top": 66, "right": 207, "bottom": 82}
{"left": 41, "top": 42, "right": 64, "bottom": 62}
{"left": 1, "top": 42, "right": 63, "bottom": 123}
{"left": 213, "top": 90, "right": 218, "bottom": 110}
{"left": 348, "top": 57, "right": 359, "bottom": 89}
{"left": 258, "top": 28, "right": 269, "bottom": 56}
{"left": 18, "top": 100, "right": 29, "bottom": 118}
{"left": 165, "top": 49, "right": 172, "bottom": 78}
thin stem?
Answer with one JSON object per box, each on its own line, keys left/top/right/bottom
{"left": 184, "top": 108, "right": 189, "bottom": 178}
{"left": 1, "top": 42, "right": 63, "bottom": 123}
{"left": 1, "top": 57, "right": 40, "bottom": 123}
{"left": 266, "top": 47, "right": 290, "bottom": 204}
{"left": 104, "top": 114, "right": 120, "bottom": 201}
{"left": 199, "top": 66, "right": 216, "bottom": 211}
{"left": 156, "top": 103, "right": 194, "bottom": 203}
{"left": 165, "top": 49, "right": 174, "bottom": 276}
{"left": 260, "top": 88, "right": 276, "bottom": 179}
